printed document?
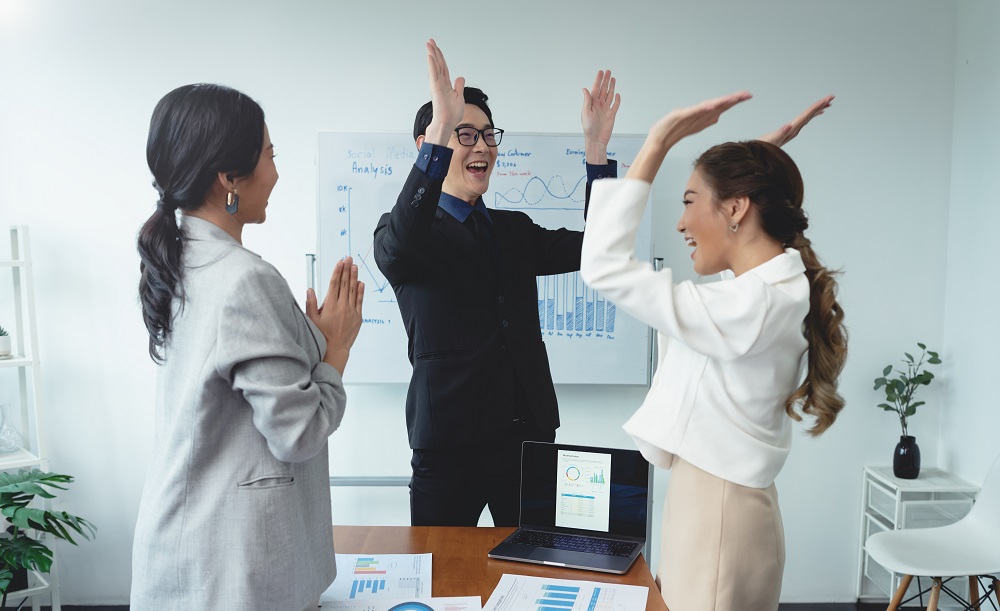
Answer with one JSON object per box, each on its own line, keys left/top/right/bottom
{"left": 322, "top": 554, "right": 432, "bottom": 601}
{"left": 484, "top": 574, "right": 647, "bottom": 611}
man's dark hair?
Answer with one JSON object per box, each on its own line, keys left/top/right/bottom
{"left": 412, "top": 87, "right": 493, "bottom": 141}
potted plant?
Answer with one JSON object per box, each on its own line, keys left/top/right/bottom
{"left": 873, "top": 342, "right": 942, "bottom": 479}
{"left": 0, "top": 325, "right": 10, "bottom": 357}
{"left": 0, "top": 469, "right": 96, "bottom": 604}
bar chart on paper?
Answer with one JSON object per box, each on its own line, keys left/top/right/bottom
{"left": 323, "top": 554, "right": 431, "bottom": 602}
{"left": 348, "top": 557, "right": 387, "bottom": 597}
{"left": 484, "top": 574, "right": 648, "bottom": 611}
{"left": 318, "top": 132, "right": 653, "bottom": 385}
{"left": 537, "top": 584, "right": 580, "bottom": 611}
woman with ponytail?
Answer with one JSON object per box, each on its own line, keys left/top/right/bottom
{"left": 581, "top": 93, "right": 845, "bottom": 611}
{"left": 132, "top": 84, "right": 364, "bottom": 611}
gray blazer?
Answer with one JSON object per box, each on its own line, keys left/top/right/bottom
{"left": 131, "top": 217, "right": 346, "bottom": 610}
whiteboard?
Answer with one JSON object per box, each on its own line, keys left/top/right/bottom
{"left": 317, "top": 132, "right": 652, "bottom": 385}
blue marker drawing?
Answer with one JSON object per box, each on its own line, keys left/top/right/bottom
{"left": 494, "top": 175, "right": 587, "bottom": 210}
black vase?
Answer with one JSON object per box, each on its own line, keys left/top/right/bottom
{"left": 1, "top": 566, "right": 29, "bottom": 605}
{"left": 893, "top": 435, "right": 921, "bottom": 479}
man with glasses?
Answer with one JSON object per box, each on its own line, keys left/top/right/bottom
{"left": 374, "top": 40, "right": 620, "bottom": 527}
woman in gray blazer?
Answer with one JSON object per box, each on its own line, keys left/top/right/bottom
{"left": 131, "top": 84, "right": 364, "bottom": 611}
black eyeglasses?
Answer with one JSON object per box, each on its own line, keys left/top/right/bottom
{"left": 454, "top": 127, "right": 504, "bottom": 147}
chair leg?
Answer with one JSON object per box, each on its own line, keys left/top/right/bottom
{"left": 993, "top": 577, "right": 1000, "bottom": 606}
{"left": 926, "top": 577, "right": 942, "bottom": 611}
{"left": 887, "top": 574, "right": 913, "bottom": 611}
{"left": 969, "top": 575, "right": 980, "bottom": 610}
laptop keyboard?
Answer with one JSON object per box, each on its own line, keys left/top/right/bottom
{"left": 510, "top": 530, "right": 638, "bottom": 557}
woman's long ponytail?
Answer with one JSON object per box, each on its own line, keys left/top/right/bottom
{"left": 696, "top": 140, "right": 847, "bottom": 435}
{"left": 138, "top": 84, "right": 265, "bottom": 362}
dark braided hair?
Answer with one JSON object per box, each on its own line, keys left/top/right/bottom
{"left": 138, "top": 84, "right": 265, "bottom": 363}
{"left": 695, "top": 140, "right": 848, "bottom": 436}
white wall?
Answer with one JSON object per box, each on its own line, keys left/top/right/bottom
{"left": 941, "top": 0, "right": 1000, "bottom": 484}
{"left": 0, "top": 0, "right": 968, "bottom": 604}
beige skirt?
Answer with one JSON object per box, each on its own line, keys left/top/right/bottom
{"left": 656, "top": 457, "right": 785, "bottom": 611}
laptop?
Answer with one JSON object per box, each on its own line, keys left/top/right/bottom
{"left": 488, "top": 441, "right": 652, "bottom": 574}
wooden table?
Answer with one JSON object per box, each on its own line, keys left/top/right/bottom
{"left": 333, "top": 525, "right": 667, "bottom": 611}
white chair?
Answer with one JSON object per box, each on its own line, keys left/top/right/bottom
{"left": 865, "top": 454, "right": 1000, "bottom": 611}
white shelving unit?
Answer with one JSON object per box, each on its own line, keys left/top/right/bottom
{"left": 857, "top": 465, "right": 979, "bottom": 609}
{"left": 1, "top": 225, "right": 61, "bottom": 610}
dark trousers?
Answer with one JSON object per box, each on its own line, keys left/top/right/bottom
{"left": 409, "top": 418, "right": 555, "bottom": 527}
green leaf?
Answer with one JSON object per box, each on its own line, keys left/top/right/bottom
{"left": 928, "top": 355, "right": 941, "bottom": 364}
{"left": 0, "top": 467, "right": 96, "bottom": 597}
{"left": 917, "top": 342, "right": 926, "bottom": 349}
{"left": 904, "top": 352, "right": 914, "bottom": 363}
{"left": 883, "top": 365, "right": 893, "bottom": 376}
{"left": 0, "top": 532, "right": 53, "bottom": 574}
{"left": 0, "top": 471, "right": 72, "bottom": 498}
{"left": 911, "top": 401, "right": 925, "bottom": 409}
{"left": 905, "top": 405, "right": 917, "bottom": 417}
{"left": 5, "top": 506, "right": 95, "bottom": 544}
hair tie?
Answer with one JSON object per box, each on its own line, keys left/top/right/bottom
{"left": 156, "top": 198, "right": 178, "bottom": 216}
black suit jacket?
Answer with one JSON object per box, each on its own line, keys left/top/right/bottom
{"left": 375, "top": 163, "right": 611, "bottom": 449}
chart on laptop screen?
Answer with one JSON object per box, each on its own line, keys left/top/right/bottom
{"left": 555, "top": 449, "right": 611, "bottom": 532}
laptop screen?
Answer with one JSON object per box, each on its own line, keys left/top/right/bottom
{"left": 519, "top": 442, "right": 650, "bottom": 539}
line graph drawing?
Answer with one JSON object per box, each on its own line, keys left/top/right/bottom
{"left": 355, "top": 249, "right": 394, "bottom": 303}
{"left": 493, "top": 174, "right": 587, "bottom": 210}
{"left": 327, "top": 182, "right": 395, "bottom": 302}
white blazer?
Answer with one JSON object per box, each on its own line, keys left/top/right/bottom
{"left": 131, "top": 216, "right": 346, "bottom": 610}
{"left": 581, "top": 178, "right": 809, "bottom": 488}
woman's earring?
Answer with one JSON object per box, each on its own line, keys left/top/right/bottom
{"left": 729, "top": 222, "right": 739, "bottom": 233}
{"left": 226, "top": 189, "right": 239, "bottom": 215}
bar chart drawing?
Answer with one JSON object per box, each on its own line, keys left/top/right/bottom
{"left": 538, "top": 272, "right": 617, "bottom": 336}
{"left": 319, "top": 132, "right": 652, "bottom": 385}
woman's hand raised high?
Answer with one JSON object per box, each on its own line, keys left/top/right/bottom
{"left": 757, "top": 95, "right": 834, "bottom": 148}
{"left": 627, "top": 91, "right": 752, "bottom": 182}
